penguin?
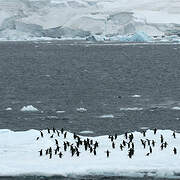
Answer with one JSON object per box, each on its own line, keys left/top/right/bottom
{"left": 112, "top": 142, "right": 115, "bottom": 149}
{"left": 73, "top": 133, "right": 77, "bottom": 139}
{"left": 173, "top": 131, "right": 176, "bottom": 139}
{"left": 105, "top": 150, "right": 110, "bottom": 158}
{"left": 45, "top": 149, "right": 49, "bottom": 155}
{"left": 64, "top": 132, "right": 67, "bottom": 139}
{"left": 55, "top": 139, "right": 58, "bottom": 146}
{"left": 125, "top": 132, "right": 128, "bottom": 139}
{"left": 94, "top": 141, "right": 99, "bottom": 148}
{"left": 36, "top": 137, "right": 39, "bottom": 141}
{"left": 61, "top": 128, "right": 64, "bottom": 134}
{"left": 50, "top": 134, "right": 53, "bottom": 138}
{"left": 93, "top": 149, "right": 96, "bottom": 156}
{"left": 160, "top": 135, "right": 164, "bottom": 143}
{"left": 120, "top": 144, "right": 123, "bottom": 151}
{"left": 49, "top": 152, "right": 52, "bottom": 159}
{"left": 128, "top": 148, "right": 134, "bottom": 159}
{"left": 59, "top": 152, "right": 63, "bottom": 158}
{"left": 146, "top": 152, "right": 150, "bottom": 156}
{"left": 90, "top": 140, "right": 93, "bottom": 145}
{"left": 49, "top": 147, "right": 52, "bottom": 154}
{"left": 173, "top": 147, "right": 177, "bottom": 155}
{"left": 39, "top": 149, "right": 43, "bottom": 156}
{"left": 128, "top": 142, "right": 130, "bottom": 149}
{"left": 114, "top": 134, "right": 117, "bottom": 140}
{"left": 57, "top": 130, "right": 60, "bottom": 137}
{"left": 149, "top": 146, "right": 152, "bottom": 154}
{"left": 53, "top": 127, "right": 56, "bottom": 133}
{"left": 64, "top": 143, "right": 67, "bottom": 151}
{"left": 122, "top": 140, "right": 126, "bottom": 146}
{"left": 54, "top": 149, "right": 58, "bottom": 155}
{"left": 76, "top": 150, "right": 80, "bottom": 157}
{"left": 152, "top": 140, "right": 155, "bottom": 147}
{"left": 160, "top": 144, "right": 164, "bottom": 150}
{"left": 131, "top": 142, "right": 134, "bottom": 149}
{"left": 146, "top": 139, "right": 151, "bottom": 146}
{"left": 142, "top": 131, "right": 146, "bottom": 137}
{"left": 40, "top": 131, "right": 43, "bottom": 138}
{"left": 164, "top": 142, "right": 168, "bottom": 148}
{"left": 154, "top": 128, "right": 157, "bottom": 135}
{"left": 47, "top": 128, "right": 50, "bottom": 134}
{"left": 90, "top": 147, "right": 93, "bottom": 153}
{"left": 56, "top": 145, "right": 60, "bottom": 152}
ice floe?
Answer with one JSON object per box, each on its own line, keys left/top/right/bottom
{"left": 120, "top": 107, "right": 143, "bottom": 111}
{"left": 79, "top": 130, "right": 94, "bottom": 134}
{"left": 76, "top": 107, "right": 87, "bottom": 112}
{"left": 0, "top": 128, "right": 179, "bottom": 178}
{"left": 20, "top": 105, "right": 39, "bottom": 112}
{"left": 172, "top": 107, "right": 180, "bottom": 110}
{"left": 98, "top": 114, "right": 114, "bottom": 118}
{"left": 5, "top": 107, "right": 12, "bottom": 111}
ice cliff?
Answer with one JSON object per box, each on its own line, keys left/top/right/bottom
{"left": 0, "top": 0, "right": 180, "bottom": 41}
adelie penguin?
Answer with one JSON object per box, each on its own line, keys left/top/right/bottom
{"left": 47, "top": 128, "right": 50, "bottom": 134}
{"left": 39, "top": 149, "right": 43, "bottom": 156}
{"left": 173, "top": 131, "right": 176, "bottom": 138}
{"left": 125, "top": 132, "right": 128, "bottom": 139}
{"left": 40, "top": 131, "right": 43, "bottom": 138}
{"left": 142, "top": 131, "right": 146, "bottom": 137}
{"left": 112, "top": 142, "right": 115, "bottom": 149}
{"left": 36, "top": 137, "right": 39, "bottom": 141}
{"left": 160, "top": 135, "right": 164, "bottom": 143}
{"left": 64, "top": 132, "right": 67, "bottom": 139}
{"left": 173, "top": 147, "right": 177, "bottom": 155}
{"left": 61, "top": 128, "right": 64, "bottom": 134}
{"left": 154, "top": 128, "right": 157, "bottom": 135}
{"left": 50, "top": 134, "right": 53, "bottom": 138}
{"left": 53, "top": 127, "right": 56, "bottom": 133}
{"left": 59, "top": 152, "right": 63, "bottom": 158}
{"left": 114, "top": 134, "right": 117, "bottom": 140}
{"left": 105, "top": 150, "right": 110, "bottom": 158}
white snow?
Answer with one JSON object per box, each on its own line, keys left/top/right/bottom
{"left": 0, "top": 128, "right": 180, "bottom": 178}
{"left": 0, "top": 0, "right": 180, "bottom": 41}
{"left": 76, "top": 107, "right": 87, "bottom": 112}
{"left": 20, "top": 105, "right": 39, "bottom": 112}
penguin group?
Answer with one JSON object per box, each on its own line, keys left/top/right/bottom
{"left": 36, "top": 128, "right": 178, "bottom": 160}
{"left": 36, "top": 128, "right": 99, "bottom": 159}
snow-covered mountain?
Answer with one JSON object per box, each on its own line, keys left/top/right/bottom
{"left": 0, "top": 0, "right": 180, "bottom": 41}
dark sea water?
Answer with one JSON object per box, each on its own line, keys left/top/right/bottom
{"left": 0, "top": 41, "right": 180, "bottom": 179}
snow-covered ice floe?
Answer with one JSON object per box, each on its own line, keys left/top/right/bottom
{"left": 98, "top": 114, "right": 114, "bottom": 118}
{"left": 76, "top": 107, "right": 87, "bottom": 112}
{"left": 20, "top": 105, "right": 39, "bottom": 112}
{"left": 79, "top": 130, "right": 94, "bottom": 134}
{"left": 172, "top": 107, "right": 180, "bottom": 110}
{"left": 0, "top": 128, "right": 180, "bottom": 178}
{"left": 1, "top": 0, "right": 180, "bottom": 42}
{"left": 120, "top": 107, "right": 143, "bottom": 111}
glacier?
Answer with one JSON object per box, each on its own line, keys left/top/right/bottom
{"left": 0, "top": 0, "right": 180, "bottom": 42}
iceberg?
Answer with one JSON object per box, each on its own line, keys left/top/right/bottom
{"left": 20, "top": 105, "right": 39, "bottom": 112}
{"left": 0, "top": 128, "right": 180, "bottom": 178}
{"left": 0, "top": 0, "right": 180, "bottom": 41}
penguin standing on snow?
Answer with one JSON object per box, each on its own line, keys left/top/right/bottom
{"left": 105, "top": 150, "right": 110, "bottom": 158}
{"left": 40, "top": 131, "right": 43, "bottom": 138}
{"left": 173, "top": 147, "right": 177, "bottom": 155}
{"left": 39, "top": 149, "right": 43, "bottom": 156}
{"left": 173, "top": 131, "right": 176, "bottom": 138}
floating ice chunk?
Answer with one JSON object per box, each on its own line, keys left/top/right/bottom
{"left": 140, "top": 127, "right": 149, "bottom": 130}
{"left": 76, "top": 107, "right": 87, "bottom": 112}
{"left": 79, "top": 130, "right": 94, "bottom": 134}
{"left": 131, "top": 94, "right": 141, "bottom": 98}
{"left": 130, "top": 32, "right": 153, "bottom": 42}
{"left": 5, "top": 107, "right": 12, "bottom": 111}
{"left": 172, "top": 107, "right": 180, "bottom": 110}
{"left": 120, "top": 107, "right": 143, "bottom": 111}
{"left": 99, "top": 114, "right": 114, "bottom": 118}
{"left": 56, "top": 110, "right": 65, "bottom": 113}
{"left": 20, "top": 105, "right": 39, "bottom": 112}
